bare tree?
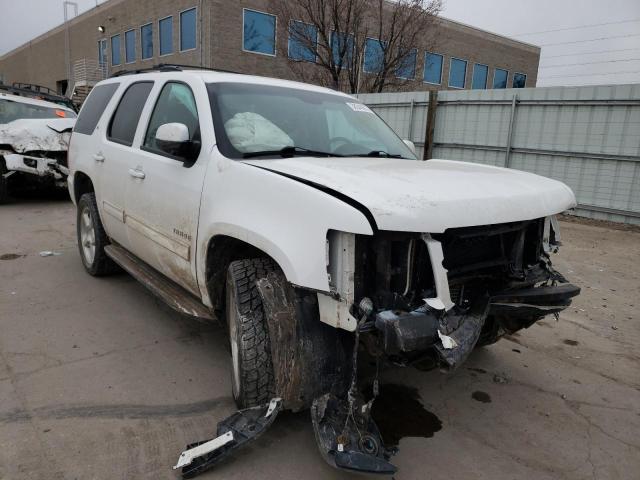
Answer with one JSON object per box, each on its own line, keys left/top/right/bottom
{"left": 272, "top": 0, "right": 442, "bottom": 93}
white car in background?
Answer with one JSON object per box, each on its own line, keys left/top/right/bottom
{"left": 67, "top": 66, "right": 580, "bottom": 476}
{"left": 0, "top": 92, "right": 76, "bottom": 202}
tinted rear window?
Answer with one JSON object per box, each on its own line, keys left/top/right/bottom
{"left": 108, "top": 82, "right": 154, "bottom": 146}
{"left": 0, "top": 99, "right": 76, "bottom": 123}
{"left": 73, "top": 83, "right": 119, "bottom": 135}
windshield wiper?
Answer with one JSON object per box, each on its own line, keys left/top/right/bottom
{"left": 354, "top": 150, "right": 405, "bottom": 159}
{"left": 243, "top": 146, "right": 343, "bottom": 159}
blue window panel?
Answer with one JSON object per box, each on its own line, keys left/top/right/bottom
{"left": 125, "top": 30, "right": 136, "bottom": 63}
{"left": 449, "top": 58, "right": 467, "bottom": 88}
{"left": 396, "top": 48, "right": 417, "bottom": 79}
{"left": 110, "top": 34, "right": 121, "bottom": 66}
{"left": 493, "top": 68, "right": 508, "bottom": 88}
{"left": 98, "top": 39, "right": 107, "bottom": 65}
{"left": 288, "top": 21, "right": 317, "bottom": 62}
{"left": 423, "top": 52, "right": 443, "bottom": 84}
{"left": 364, "top": 38, "right": 385, "bottom": 73}
{"left": 243, "top": 9, "right": 276, "bottom": 55}
{"left": 141, "top": 23, "right": 153, "bottom": 59}
{"left": 180, "top": 8, "right": 197, "bottom": 51}
{"left": 159, "top": 16, "right": 173, "bottom": 56}
{"left": 331, "top": 31, "right": 354, "bottom": 68}
{"left": 472, "top": 64, "right": 488, "bottom": 89}
{"left": 513, "top": 72, "right": 527, "bottom": 88}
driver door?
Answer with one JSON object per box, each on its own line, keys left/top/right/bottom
{"left": 124, "top": 80, "right": 209, "bottom": 295}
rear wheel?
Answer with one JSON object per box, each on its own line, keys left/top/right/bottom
{"left": 76, "top": 193, "right": 119, "bottom": 276}
{"left": 225, "top": 258, "right": 276, "bottom": 408}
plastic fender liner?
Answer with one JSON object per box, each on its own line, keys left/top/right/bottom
{"left": 255, "top": 270, "right": 353, "bottom": 412}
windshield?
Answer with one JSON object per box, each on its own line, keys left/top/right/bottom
{"left": 0, "top": 99, "right": 77, "bottom": 124}
{"left": 207, "top": 83, "right": 416, "bottom": 160}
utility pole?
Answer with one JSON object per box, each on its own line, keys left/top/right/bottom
{"left": 63, "top": 1, "right": 78, "bottom": 97}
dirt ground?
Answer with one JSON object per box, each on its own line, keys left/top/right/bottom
{"left": 1, "top": 197, "right": 639, "bottom": 480}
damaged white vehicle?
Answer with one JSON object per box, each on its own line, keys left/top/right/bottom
{"left": 0, "top": 92, "right": 76, "bottom": 202}
{"left": 67, "top": 67, "right": 580, "bottom": 477}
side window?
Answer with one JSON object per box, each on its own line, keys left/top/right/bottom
{"left": 143, "top": 82, "right": 200, "bottom": 157}
{"left": 107, "top": 82, "right": 154, "bottom": 146}
{"left": 73, "top": 83, "right": 120, "bottom": 136}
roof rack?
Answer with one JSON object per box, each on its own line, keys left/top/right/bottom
{"left": 0, "top": 82, "right": 77, "bottom": 111}
{"left": 110, "top": 63, "right": 241, "bottom": 78}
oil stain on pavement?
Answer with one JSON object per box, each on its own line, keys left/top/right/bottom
{"left": 471, "top": 391, "right": 492, "bottom": 403}
{"left": 370, "top": 384, "right": 442, "bottom": 447}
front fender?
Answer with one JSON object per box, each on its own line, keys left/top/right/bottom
{"left": 196, "top": 157, "right": 373, "bottom": 306}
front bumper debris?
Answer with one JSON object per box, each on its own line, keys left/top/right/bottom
{"left": 311, "top": 393, "right": 397, "bottom": 475}
{"left": 173, "top": 398, "right": 282, "bottom": 478}
{"left": 375, "top": 282, "right": 580, "bottom": 369}
{"left": 2, "top": 152, "right": 68, "bottom": 184}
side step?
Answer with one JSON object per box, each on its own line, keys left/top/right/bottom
{"left": 104, "top": 244, "right": 214, "bottom": 320}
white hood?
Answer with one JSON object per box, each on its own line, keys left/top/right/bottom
{"left": 243, "top": 157, "right": 577, "bottom": 233}
{"left": 0, "top": 118, "right": 75, "bottom": 153}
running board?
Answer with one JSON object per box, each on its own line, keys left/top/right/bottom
{"left": 104, "top": 244, "right": 214, "bottom": 320}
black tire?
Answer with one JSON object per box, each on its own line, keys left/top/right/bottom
{"left": 76, "top": 192, "right": 119, "bottom": 276}
{"left": 0, "top": 157, "right": 9, "bottom": 204}
{"left": 225, "top": 258, "right": 276, "bottom": 409}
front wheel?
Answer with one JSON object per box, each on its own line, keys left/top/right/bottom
{"left": 76, "top": 193, "right": 119, "bottom": 276}
{"left": 225, "top": 258, "right": 276, "bottom": 408}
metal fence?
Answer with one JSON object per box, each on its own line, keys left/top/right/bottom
{"left": 357, "top": 84, "right": 640, "bottom": 225}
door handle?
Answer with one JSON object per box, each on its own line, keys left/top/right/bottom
{"left": 93, "top": 153, "right": 105, "bottom": 163}
{"left": 128, "top": 168, "right": 146, "bottom": 180}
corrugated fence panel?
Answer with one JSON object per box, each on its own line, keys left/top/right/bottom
{"left": 357, "top": 91, "right": 430, "bottom": 159}
{"left": 359, "top": 84, "right": 640, "bottom": 225}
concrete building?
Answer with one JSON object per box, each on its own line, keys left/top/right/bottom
{"left": 0, "top": 0, "right": 539, "bottom": 102}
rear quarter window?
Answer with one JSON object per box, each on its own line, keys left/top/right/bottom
{"left": 108, "top": 82, "right": 154, "bottom": 146}
{"left": 73, "top": 83, "right": 120, "bottom": 135}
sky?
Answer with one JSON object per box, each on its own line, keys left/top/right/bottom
{"left": 0, "top": 0, "right": 639, "bottom": 87}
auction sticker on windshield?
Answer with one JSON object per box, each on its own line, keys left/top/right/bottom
{"left": 346, "top": 102, "right": 374, "bottom": 114}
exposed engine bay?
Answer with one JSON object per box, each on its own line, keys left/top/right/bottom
{"left": 328, "top": 215, "right": 580, "bottom": 370}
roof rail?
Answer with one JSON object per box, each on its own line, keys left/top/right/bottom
{"left": 109, "top": 63, "right": 242, "bottom": 78}
{"left": 0, "top": 83, "right": 77, "bottom": 112}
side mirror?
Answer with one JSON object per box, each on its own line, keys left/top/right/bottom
{"left": 403, "top": 139, "right": 416, "bottom": 155}
{"left": 155, "top": 123, "right": 196, "bottom": 160}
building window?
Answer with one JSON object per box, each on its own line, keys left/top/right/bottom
{"left": 493, "top": 68, "right": 508, "bottom": 88}
{"left": 363, "top": 38, "right": 386, "bottom": 74}
{"left": 243, "top": 9, "right": 276, "bottom": 56}
{"left": 159, "top": 16, "right": 173, "bottom": 56}
{"left": 449, "top": 57, "right": 467, "bottom": 88}
{"left": 141, "top": 23, "right": 153, "bottom": 60}
{"left": 331, "top": 31, "right": 354, "bottom": 68}
{"left": 180, "top": 7, "right": 197, "bottom": 51}
{"left": 424, "top": 52, "right": 443, "bottom": 84}
{"left": 125, "top": 30, "right": 136, "bottom": 63}
{"left": 110, "top": 34, "right": 121, "bottom": 66}
{"left": 98, "top": 39, "right": 107, "bottom": 65}
{"left": 396, "top": 48, "right": 417, "bottom": 80}
{"left": 472, "top": 63, "right": 488, "bottom": 89}
{"left": 513, "top": 72, "right": 527, "bottom": 88}
{"left": 288, "top": 20, "right": 317, "bottom": 62}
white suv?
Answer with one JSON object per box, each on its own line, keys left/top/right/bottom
{"left": 68, "top": 66, "right": 579, "bottom": 473}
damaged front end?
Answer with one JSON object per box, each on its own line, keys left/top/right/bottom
{"left": 0, "top": 118, "right": 74, "bottom": 196}
{"left": 175, "top": 217, "right": 579, "bottom": 478}
{"left": 324, "top": 216, "right": 579, "bottom": 371}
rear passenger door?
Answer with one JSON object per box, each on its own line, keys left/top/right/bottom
{"left": 99, "top": 81, "right": 154, "bottom": 248}
{"left": 124, "top": 80, "right": 210, "bottom": 296}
